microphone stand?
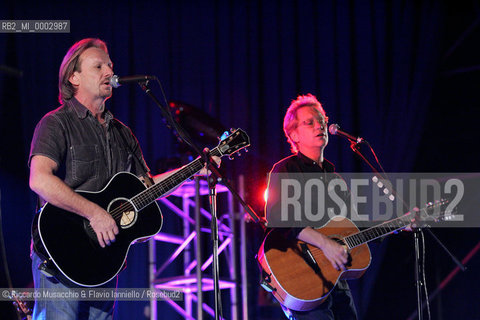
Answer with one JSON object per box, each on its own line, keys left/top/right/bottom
{"left": 137, "top": 80, "right": 260, "bottom": 320}
{"left": 406, "top": 225, "right": 466, "bottom": 320}
{"left": 204, "top": 149, "right": 221, "bottom": 319}
{"left": 413, "top": 228, "right": 424, "bottom": 320}
{"left": 341, "top": 136, "right": 465, "bottom": 320}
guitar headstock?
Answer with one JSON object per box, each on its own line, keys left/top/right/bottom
{"left": 418, "top": 199, "right": 456, "bottom": 223}
{"left": 216, "top": 128, "right": 250, "bottom": 158}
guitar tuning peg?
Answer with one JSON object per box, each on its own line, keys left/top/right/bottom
{"left": 229, "top": 155, "right": 234, "bottom": 160}
{"left": 219, "top": 131, "right": 230, "bottom": 140}
{"left": 236, "top": 151, "right": 242, "bottom": 157}
{"left": 245, "top": 148, "right": 249, "bottom": 152}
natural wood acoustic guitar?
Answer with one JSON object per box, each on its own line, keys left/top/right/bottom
{"left": 257, "top": 200, "right": 451, "bottom": 311}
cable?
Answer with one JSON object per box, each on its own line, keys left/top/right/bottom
{"left": 364, "top": 141, "right": 387, "bottom": 175}
{"left": 421, "top": 230, "right": 432, "bottom": 320}
{"left": 154, "top": 78, "right": 198, "bottom": 150}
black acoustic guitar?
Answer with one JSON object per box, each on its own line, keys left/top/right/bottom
{"left": 35, "top": 128, "right": 249, "bottom": 287}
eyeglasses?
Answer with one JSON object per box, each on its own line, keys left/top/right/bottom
{"left": 297, "top": 118, "right": 328, "bottom": 128}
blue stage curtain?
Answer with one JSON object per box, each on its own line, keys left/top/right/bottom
{"left": 3, "top": 1, "right": 476, "bottom": 319}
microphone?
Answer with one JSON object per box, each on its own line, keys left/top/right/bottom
{"left": 109, "top": 74, "right": 156, "bottom": 88}
{"left": 328, "top": 124, "right": 364, "bottom": 143}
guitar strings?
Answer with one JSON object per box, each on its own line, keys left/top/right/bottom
{"left": 109, "top": 158, "right": 204, "bottom": 219}
{"left": 103, "top": 148, "right": 222, "bottom": 222}
{"left": 303, "top": 205, "right": 440, "bottom": 271}
{"left": 129, "top": 147, "right": 222, "bottom": 211}
{"left": 85, "top": 143, "right": 238, "bottom": 236}
{"left": 341, "top": 214, "right": 414, "bottom": 248}
{"left": 341, "top": 204, "right": 439, "bottom": 248}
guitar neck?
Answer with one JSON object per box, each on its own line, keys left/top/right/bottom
{"left": 343, "top": 212, "right": 413, "bottom": 249}
{"left": 131, "top": 147, "right": 221, "bottom": 210}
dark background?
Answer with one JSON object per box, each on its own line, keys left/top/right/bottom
{"left": 1, "top": 0, "right": 479, "bottom": 319}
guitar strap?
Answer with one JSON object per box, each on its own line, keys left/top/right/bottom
{"left": 113, "top": 119, "right": 154, "bottom": 187}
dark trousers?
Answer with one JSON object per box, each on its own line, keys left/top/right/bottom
{"left": 285, "top": 281, "right": 358, "bottom": 320}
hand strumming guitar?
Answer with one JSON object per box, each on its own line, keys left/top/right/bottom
{"left": 88, "top": 206, "right": 119, "bottom": 248}
{"left": 298, "top": 226, "right": 349, "bottom": 271}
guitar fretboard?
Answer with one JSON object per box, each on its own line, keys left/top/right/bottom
{"left": 343, "top": 213, "right": 413, "bottom": 249}
{"left": 130, "top": 147, "right": 222, "bottom": 210}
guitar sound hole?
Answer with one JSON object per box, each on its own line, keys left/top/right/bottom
{"left": 108, "top": 198, "right": 138, "bottom": 229}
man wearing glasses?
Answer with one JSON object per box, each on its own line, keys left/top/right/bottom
{"left": 263, "top": 94, "right": 357, "bottom": 319}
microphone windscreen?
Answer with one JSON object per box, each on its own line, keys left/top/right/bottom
{"left": 328, "top": 124, "right": 340, "bottom": 135}
{"left": 109, "top": 75, "right": 120, "bottom": 88}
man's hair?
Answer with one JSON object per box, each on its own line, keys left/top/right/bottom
{"left": 58, "top": 38, "right": 108, "bottom": 104}
{"left": 283, "top": 93, "right": 328, "bottom": 153}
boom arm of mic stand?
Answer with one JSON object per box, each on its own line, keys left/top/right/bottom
{"left": 139, "top": 81, "right": 198, "bottom": 150}
{"left": 138, "top": 81, "right": 261, "bottom": 223}
{"left": 139, "top": 80, "right": 261, "bottom": 320}
{"left": 350, "top": 137, "right": 466, "bottom": 271}
{"left": 349, "top": 140, "right": 382, "bottom": 177}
